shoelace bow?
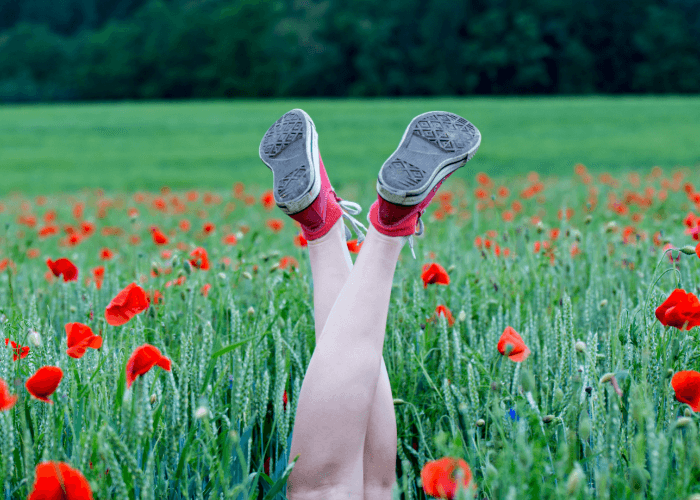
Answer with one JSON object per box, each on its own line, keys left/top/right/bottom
{"left": 337, "top": 197, "right": 369, "bottom": 244}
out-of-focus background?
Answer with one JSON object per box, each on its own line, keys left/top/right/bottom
{"left": 1, "top": 0, "right": 699, "bottom": 194}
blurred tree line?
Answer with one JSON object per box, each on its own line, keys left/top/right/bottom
{"left": 1, "top": 0, "right": 699, "bottom": 101}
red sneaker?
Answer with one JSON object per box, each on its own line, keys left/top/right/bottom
{"left": 259, "top": 109, "right": 366, "bottom": 241}
{"left": 369, "top": 111, "right": 481, "bottom": 255}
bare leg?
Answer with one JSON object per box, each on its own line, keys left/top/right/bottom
{"left": 287, "top": 224, "right": 403, "bottom": 500}
{"left": 306, "top": 218, "right": 398, "bottom": 499}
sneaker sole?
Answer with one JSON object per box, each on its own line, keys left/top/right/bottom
{"left": 377, "top": 111, "right": 481, "bottom": 206}
{"left": 259, "top": 109, "right": 321, "bottom": 215}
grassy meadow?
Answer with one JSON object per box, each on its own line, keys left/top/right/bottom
{"left": 1, "top": 98, "right": 700, "bottom": 499}
{"left": 1, "top": 97, "right": 699, "bottom": 196}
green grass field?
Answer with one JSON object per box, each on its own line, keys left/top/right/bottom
{"left": 1, "top": 97, "right": 699, "bottom": 196}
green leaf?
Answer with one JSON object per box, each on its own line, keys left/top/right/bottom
{"left": 261, "top": 454, "right": 298, "bottom": 500}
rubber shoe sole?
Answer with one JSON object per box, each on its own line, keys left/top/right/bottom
{"left": 376, "top": 111, "right": 481, "bottom": 206}
{"left": 259, "top": 109, "right": 321, "bottom": 215}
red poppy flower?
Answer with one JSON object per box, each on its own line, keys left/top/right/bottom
{"left": 28, "top": 461, "right": 93, "bottom": 500}
{"left": 421, "top": 263, "right": 450, "bottom": 289}
{"left": 283, "top": 389, "right": 288, "bottom": 411}
{"left": 65, "top": 323, "right": 103, "bottom": 359}
{"left": 46, "top": 258, "right": 78, "bottom": 282}
{"left": 201, "top": 283, "right": 212, "bottom": 297}
{"left": 347, "top": 239, "right": 363, "bottom": 253}
{"left": 147, "top": 289, "right": 164, "bottom": 305}
{"left": 293, "top": 234, "right": 307, "bottom": 247}
{"left": 497, "top": 326, "right": 530, "bottom": 362}
{"left": 92, "top": 266, "right": 105, "bottom": 290}
{"left": 105, "top": 283, "right": 149, "bottom": 326}
{"left": 261, "top": 190, "right": 275, "bottom": 210}
{"left": 126, "top": 344, "right": 172, "bottom": 388}
{"left": 0, "top": 377, "right": 18, "bottom": 411}
{"left": 151, "top": 227, "right": 169, "bottom": 245}
{"left": 279, "top": 256, "right": 299, "bottom": 270}
{"left": 38, "top": 225, "right": 58, "bottom": 238}
{"left": 672, "top": 371, "right": 700, "bottom": 411}
{"left": 223, "top": 234, "right": 238, "bottom": 246}
{"left": 266, "top": 219, "right": 284, "bottom": 232}
{"left": 189, "top": 247, "right": 210, "bottom": 270}
{"left": 203, "top": 222, "right": 215, "bottom": 234}
{"left": 655, "top": 289, "right": 700, "bottom": 330}
{"left": 5, "top": 338, "right": 30, "bottom": 361}
{"left": 100, "top": 248, "right": 114, "bottom": 260}
{"left": 420, "top": 457, "right": 473, "bottom": 499}
{"left": 165, "top": 276, "right": 186, "bottom": 288}
{"left": 435, "top": 305, "right": 455, "bottom": 326}
{"left": 81, "top": 221, "right": 95, "bottom": 236}
{"left": 26, "top": 366, "right": 63, "bottom": 403}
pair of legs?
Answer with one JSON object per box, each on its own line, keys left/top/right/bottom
{"left": 259, "top": 108, "right": 482, "bottom": 500}
{"left": 287, "top": 218, "right": 403, "bottom": 500}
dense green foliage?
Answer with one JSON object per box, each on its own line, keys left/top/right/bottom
{"left": 2, "top": 165, "right": 700, "bottom": 498}
{"left": 2, "top": 97, "right": 700, "bottom": 196}
{"left": 1, "top": 0, "right": 700, "bottom": 101}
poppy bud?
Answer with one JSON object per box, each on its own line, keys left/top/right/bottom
{"left": 578, "top": 412, "right": 591, "bottom": 441}
{"left": 247, "top": 307, "right": 255, "bottom": 317}
{"left": 148, "top": 306, "right": 156, "bottom": 318}
{"left": 447, "top": 264, "right": 456, "bottom": 273}
{"left": 599, "top": 373, "right": 615, "bottom": 384}
{"left": 667, "top": 368, "right": 674, "bottom": 378}
{"left": 520, "top": 368, "right": 535, "bottom": 393}
{"left": 242, "top": 271, "right": 252, "bottom": 280}
{"left": 670, "top": 337, "right": 680, "bottom": 361}
{"left": 584, "top": 215, "right": 592, "bottom": 224}
{"left": 629, "top": 466, "right": 649, "bottom": 495}
{"left": 183, "top": 260, "right": 192, "bottom": 275}
{"left": 269, "top": 264, "right": 279, "bottom": 273}
{"left": 150, "top": 394, "right": 157, "bottom": 404}
{"left": 151, "top": 263, "right": 159, "bottom": 276}
{"left": 536, "top": 221, "right": 545, "bottom": 233}
{"left": 599, "top": 299, "right": 608, "bottom": 308}
{"left": 681, "top": 245, "right": 697, "bottom": 255}
{"left": 566, "top": 464, "right": 585, "bottom": 495}
{"left": 676, "top": 417, "right": 692, "bottom": 428}
{"left": 392, "top": 399, "right": 406, "bottom": 405}
{"left": 686, "top": 408, "right": 693, "bottom": 417}
{"left": 575, "top": 341, "right": 586, "bottom": 352}
{"left": 458, "top": 310, "right": 467, "bottom": 322}
{"left": 542, "top": 415, "right": 555, "bottom": 423}
{"left": 28, "top": 331, "right": 42, "bottom": 347}
{"left": 476, "top": 419, "right": 485, "bottom": 427}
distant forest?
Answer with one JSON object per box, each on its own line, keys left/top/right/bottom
{"left": 1, "top": 0, "right": 699, "bottom": 101}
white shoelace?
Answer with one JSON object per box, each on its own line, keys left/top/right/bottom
{"left": 338, "top": 199, "right": 369, "bottom": 244}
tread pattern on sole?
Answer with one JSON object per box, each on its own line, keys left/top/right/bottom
{"left": 412, "top": 113, "right": 478, "bottom": 153}
{"left": 277, "top": 166, "right": 307, "bottom": 199}
{"left": 261, "top": 113, "right": 304, "bottom": 158}
{"left": 385, "top": 158, "right": 427, "bottom": 189}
